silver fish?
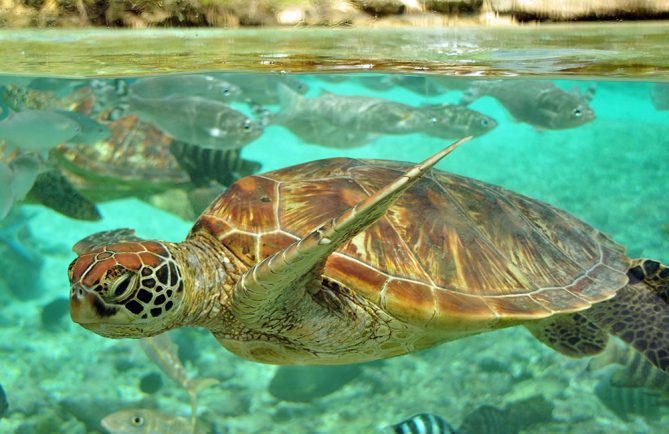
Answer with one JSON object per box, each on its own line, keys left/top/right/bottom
{"left": 420, "top": 104, "right": 497, "bottom": 139}
{"left": 588, "top": 339, "right": 669, "bottom": 394}
{"left": 128, "top": 94, "right": 263, "bottom": 150}
{"left": 8, "top": 154, "right": 41, "bottom": 200}
{"left": 594, "top": 374, "right": 667, "bottom": 422}
{"left": 383, "top": 413, "right": 456, "bottom": 434}
{"left": 0, "top": 154, "right": 43, "bottom": 220}
{"left": 463, "top": 79, "right": 595, "bottom": 130}
{"left": 54, "top": 110, "right": 111, "bottom": 145}
{"left": 129, "top": 74, "right": 241, "bottom": 102}
{"left": 650, "top": 83, "right": 669, "bottom": 111}
{"left": 213, "top": 73, "right": 308, "bottom": 105}
{"left": 0, "top": 110, "right": 81, "bottom": 152}
{"left": 276, "top": 85, "right": 434, "bottom": 139}
{"left": 279, "top": 114, "right": 377, "bottom": 148}
{"left": 101, "top": 408, "right": 209, "bottom": 434}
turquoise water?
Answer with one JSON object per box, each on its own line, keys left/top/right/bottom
{"left": 1, "top": 72, "right": 668, "bottom": 433}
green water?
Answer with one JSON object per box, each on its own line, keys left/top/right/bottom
{"left": 1, "top": 25, "right": 669, "bottom": 434}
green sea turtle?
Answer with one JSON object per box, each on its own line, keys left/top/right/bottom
{"left": 67, "top": 137, "right": 669, "bottom": 374}
{"left": 48, "top": 113, "right": 260, "bottom": 220}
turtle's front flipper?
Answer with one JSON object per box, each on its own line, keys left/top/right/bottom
{"left": 525, "top": 312, "right": 608, "bottom": 358}
{"left": 582, "top": 259, "right": 669, "bottom": 374}
{"left": 29, "top": 169, "right": 102, "bottom": 221}
{"left": 231, "top": 137, "right": 472, "bottom": 330}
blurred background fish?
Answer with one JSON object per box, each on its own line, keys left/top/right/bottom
{"left": 276, "top": 85, "right": 434, "bottom": 137}
{"left": 0, "top": 154, "right": 42, "bottom": 220}
{"left": 139, "top": 333, "right": 218, "bottom": 430}
{"left": 462, "top": 79, "right": 595, "bottom": 130}
{"left": 419, "top": 104, "right": 497, "bottom": 139}
{"left": 101, "top": 408, "right": 210, "bottom": 434}
{"left": 0, "top": 110, "right": 81, "bottom": 152}
{"left": 588, "top": 339, "right": 669, "bottom": 394}
{"left": 55, "top": 109, "right": 112, "bottom": 145}
{"left": 129, "top": 74, "right": 241, "bottom": 102}
{"left": 593, "top": 374, "right": 668, "bottom": 422}
{"left": 213, "top": 73, "right": 309, "bottom": 105}
{"left": 382, "top": 413, "right": 456, "bottom": 434}
{"left": 650, "top": 82, "right": 669, "bottom": 111}
{"left": 382, "top": 395, "right": 553, "bottom": 434}
{"left": 128, "top": 94, "right": 263, "bottom": 150}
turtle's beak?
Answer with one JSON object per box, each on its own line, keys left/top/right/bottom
{"left": 70, "top": 283, "right": 119, "bottom": 325}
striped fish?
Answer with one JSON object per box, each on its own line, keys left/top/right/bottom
{"left": 588, "top": 339, "right": 669, "bottom": 394}
{"left": 384, "top": 413, "right": 456, "bottom": 434}
{"left": 594, "top": 375, "right": 667, "bottom": 421}
{"left": 169, "top": 140, "right": 261, "bottom": 187}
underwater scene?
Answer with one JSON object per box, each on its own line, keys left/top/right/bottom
{"left": 0, "top": 70, "right": 668, "bottom": 434}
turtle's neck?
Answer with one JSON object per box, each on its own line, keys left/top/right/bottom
{"left": 167, "top": 230, "right": 248, "bottom": 334}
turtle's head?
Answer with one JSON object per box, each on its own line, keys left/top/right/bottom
{"left": 68, "top": 240, "right": 184, "bottom": 339}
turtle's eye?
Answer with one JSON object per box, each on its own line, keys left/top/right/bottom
{"left": 106, "top": 272, "right": 138, "bottom": 301}
{"left": 131, "top": 416, "right": 144, "bottom": 426}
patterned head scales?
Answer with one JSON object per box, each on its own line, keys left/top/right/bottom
{"left": 68, "top": 240, "right": 183, "bottom": 338}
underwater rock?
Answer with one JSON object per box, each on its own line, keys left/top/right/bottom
{"left": 268, "top": 364, "right": 363, "bottom": 403}
{"left": 0, "top": 383, "right": 8, "bottom": 418}
{"left": 139, "top": 372, "right": 163, "bottom": 395}
{"left": 40, "top": 297, "right": 70, "bottom": 328}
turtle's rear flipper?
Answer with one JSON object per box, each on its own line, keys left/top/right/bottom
{"left": 582, "top": 259, "right": 669, "bottom": 374}
{"left": 29, "top": 169, "right": 101, "bottom": 221}
{"left": 525, "top": 312, "right": 608, "bottom": 358}
{"left": 169, "top": 140, "right": 261, "bottom": 187}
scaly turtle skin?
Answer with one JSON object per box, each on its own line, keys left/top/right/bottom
{"left": 68, "top": 138, "right": 669, "bottom": 374}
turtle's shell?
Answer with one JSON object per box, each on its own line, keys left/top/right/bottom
{"left": 194, "top": 157, "right": 630, "bottom": 329}
{"left": 54, "top": 114, "right": 190, "bottom": 200}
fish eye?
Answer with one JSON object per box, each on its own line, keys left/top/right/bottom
{"left": 131, "top": 416, "right": 144, "bottom": 426}
{"left": 223, "top": 87, "right": 230, "bottom": 96}
{"left": 105, "top": 272, "right": 138, "bottom": 301}
{"left": 573, "top": 106, "right": 583, "bottom": 117}
{"left": 481, "top": 119, "right": 489, "bottom": 127}
{"left": 243, "top": 120, "right": 252, "bottom": 130}
{"left": 430, "top": 117, "right": 438, "bottom": 124}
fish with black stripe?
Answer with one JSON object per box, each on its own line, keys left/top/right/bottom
{"left": 383, "top": 413, "right": 456, "bottom": 434}
{"left": 588, "top": 338, "right": 669, "bottom": 394}
{"left": 382, "top": 395, "right": 553, "bottom": 434}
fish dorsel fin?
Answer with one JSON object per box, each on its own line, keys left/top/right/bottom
{"left": 72, "top": 228, "right": 143, "bottom": 255}
{"left": 231, "top": 136, "right": 472, "bottom": 330}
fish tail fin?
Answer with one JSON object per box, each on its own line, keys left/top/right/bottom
{"left": 187, "top": 377, "right": 220, "bottom": 395}
{"left": 275, "top": 83, "right": 304, "bottom": 122}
